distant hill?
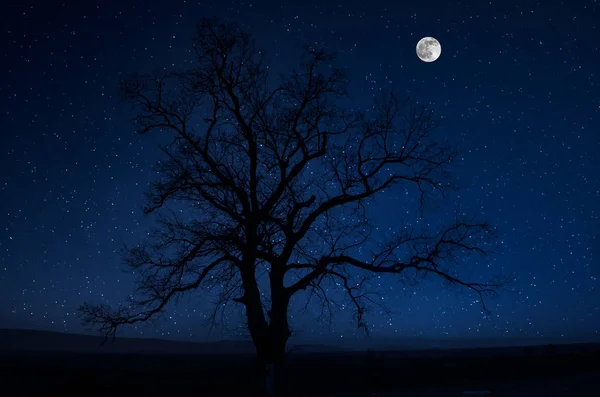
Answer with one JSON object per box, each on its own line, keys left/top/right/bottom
{"left": 0, "top": 329, "right": 349, "bottom": 355}
{"left": 1, "top": 328, "right": 598, "bottom": 356}
{"left": 330, "top": 335, "right": 600, "bottom": 351}
{"left": 0, "top": 328, "right": 256, "bottom": 354}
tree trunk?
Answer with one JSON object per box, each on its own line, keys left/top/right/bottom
{"left": 238, "top": 252, "right": 290, "bottom": 396}
{"left": 255, "top": 327, "right": 289, "bottom": 397}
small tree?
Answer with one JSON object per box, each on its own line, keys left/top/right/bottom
{"left": 79, "top": 17, "right": 510, "bottom": 396}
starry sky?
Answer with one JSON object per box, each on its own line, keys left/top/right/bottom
{"left": 1, "top": 0, "right": 599, "bottom": 346}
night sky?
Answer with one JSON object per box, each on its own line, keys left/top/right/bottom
{"left": 1, "top": 0, "right": 599, "bottom": 346}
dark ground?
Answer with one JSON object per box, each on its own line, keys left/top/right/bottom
{"left": 1, "top": 343, "right": 599, "bottom": 396}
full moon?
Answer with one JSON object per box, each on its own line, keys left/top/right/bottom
{"left": 416, "top": 37, "right": 442, "bottom": 62}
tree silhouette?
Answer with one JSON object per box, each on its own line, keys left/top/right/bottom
{"left": 79, "top": 17, "right": 511, "bottom": 396}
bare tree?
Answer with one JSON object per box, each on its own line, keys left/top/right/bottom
{"left": 79, "top": 17, "right": 511, "bottom": 396}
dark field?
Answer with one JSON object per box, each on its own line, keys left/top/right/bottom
{"left": 2, "top": 343, "right": 599, "bottom": 396}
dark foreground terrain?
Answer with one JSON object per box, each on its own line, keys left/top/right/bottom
{"left": 1, "top": 341, "right": 600, "bottom": 396}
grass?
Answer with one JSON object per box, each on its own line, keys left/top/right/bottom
{"left": 1, "top": 343, "right": 599, "bottom": 396}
